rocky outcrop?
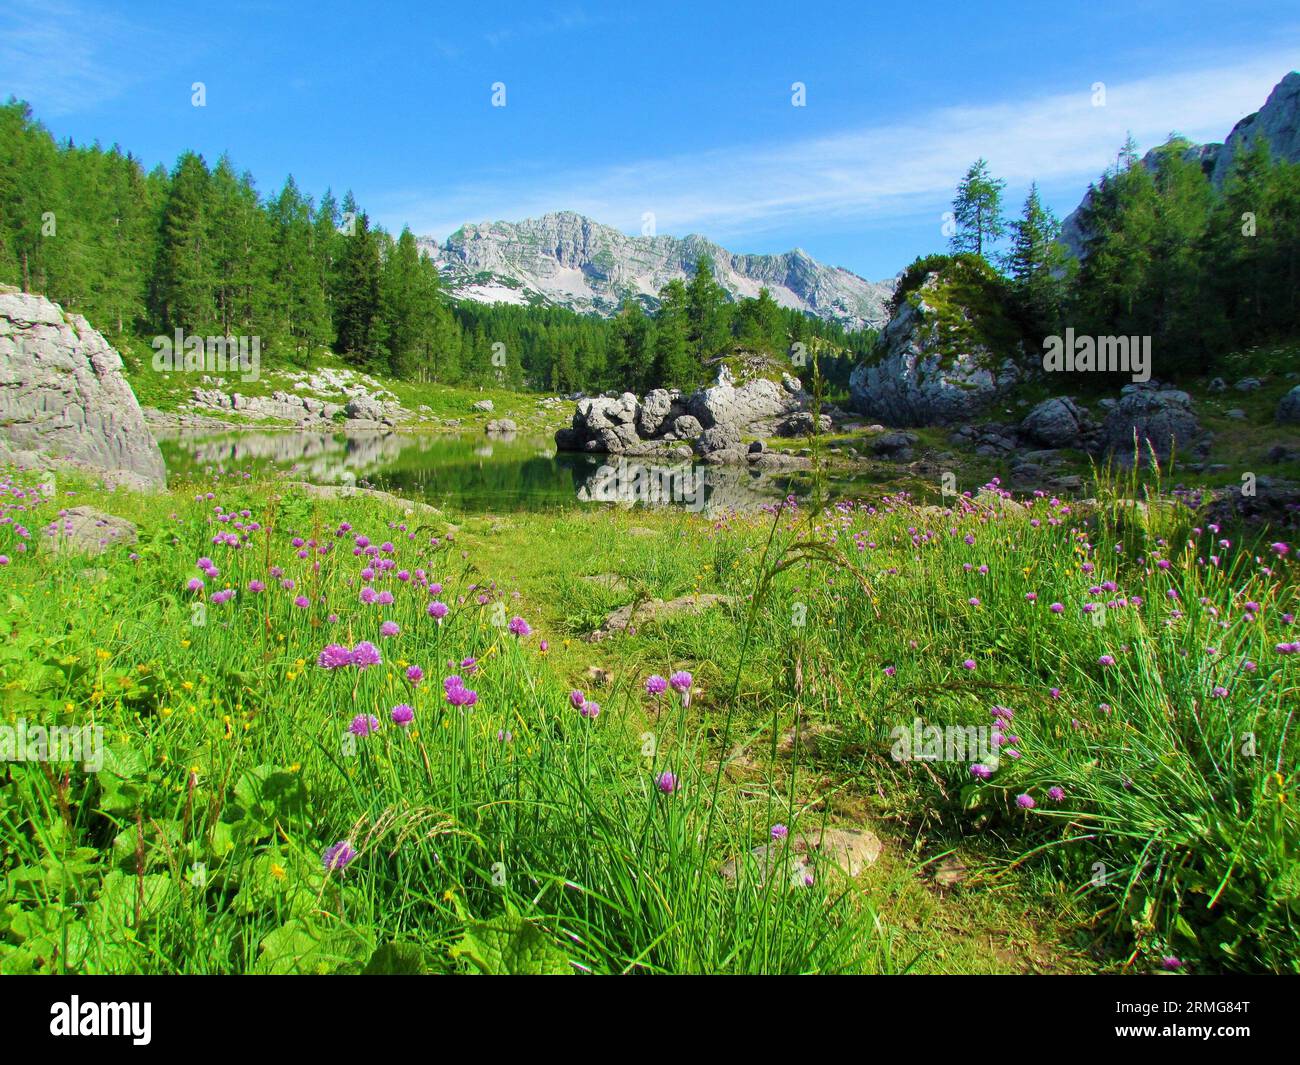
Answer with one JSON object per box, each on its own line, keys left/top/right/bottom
{"left": 1101, "top": 384, "right": 1202, "bottom": 463}
{"left": 485, "top": 418, "right": 517, "bottom": 435}
{"left": 848, "top": 274, "right": 1020, "bottom": 425}
{"left": 0, "top": 288, "right": 165, "bottom": 489}
{"left": 1019, "top": 396, "right": 1099, "bottom": 449}
{"left": 555, "top": 364, "right": 813, "bottom": 466}
{"left": 1277, "top": 385, "right": 1300, "bottom": 425}
{"left": 188, "top": 386, "right": 401, "bottom": 428}
{"left": 1210, "top": 72, "right": 1300, "bottom": 186}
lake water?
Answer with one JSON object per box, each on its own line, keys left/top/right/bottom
{"left": 156, "top": 429, "right": 877, "bottom": 514}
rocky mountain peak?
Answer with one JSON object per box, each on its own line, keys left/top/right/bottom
{"left": 419, "top": 212, "right": 893, "bottom": 331}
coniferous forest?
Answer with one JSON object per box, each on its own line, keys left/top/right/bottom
{"left": 0, "top": 100, "right": 872, "bottom": 395}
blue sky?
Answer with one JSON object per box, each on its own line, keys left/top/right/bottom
{"left": 3, "top": 1, "right": 1298, "bottom": 280}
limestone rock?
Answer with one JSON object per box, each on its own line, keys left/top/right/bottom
{"left": 44, "top": 506, "right": 137, "bottom": 555}
{"left": 848, "top": 274, "right": 1019, "bottom": 425}
{"left": 1020, "top": 396, "right": 1095, "bottom": 449}
{"left": 1101, "top": 386, "right": 1199, "bottom": 463}
{"left": 0, "top": 289, "right": 165, "bottom": 489}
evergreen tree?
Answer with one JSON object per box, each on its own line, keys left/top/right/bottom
{"left": 269, "top": 175, "right": 332, "bottom": 362}
{"left": 734, "top": 287, "right": 785, "bottom": 353}
{"left": 333, "top": 203, "right": 382, "bottom": 365}
{"left": 1004, "top": 182, "right": 1068, "bottom": 332}
{"left": 610, "top": 299, "right": 654, "bottom": 392}
{"left": 652, "top": 279, "right": 693, "bottom": 387}
{"left": 687, "top": 253, "right": 730, "bottom": 366}
{"left": 151, "top": 152, "right": 215, "bottom": 333}
{"left": 950, "top": 158, "right": 1007, "bottom": 259}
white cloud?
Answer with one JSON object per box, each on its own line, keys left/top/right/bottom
{"left": 380, "top": 50, "right": 1300, "bottom": 246}
{"left": 0, "top": 0, "right": 141, "bottom": 116}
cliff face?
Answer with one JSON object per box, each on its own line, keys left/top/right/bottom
{"left": 0, "top": 288, "right": 165, "bottom": 490}
{"left": 418, "top": 211, "right": 894, "bottom": 331}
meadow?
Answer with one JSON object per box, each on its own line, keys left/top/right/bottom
{"left": 0, "top": 459, "right": 1296, "bottom": 974}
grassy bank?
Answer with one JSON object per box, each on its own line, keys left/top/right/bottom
{"left": 0, "top": 462, "right": 1295, "bottom": 973}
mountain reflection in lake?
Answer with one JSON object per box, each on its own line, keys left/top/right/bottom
{"left": 158, "top": 429, "right": 872, "bottom": 514}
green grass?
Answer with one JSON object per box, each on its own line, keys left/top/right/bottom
{"left": 0, "top": 456, "right": 1295, "bottom": 974}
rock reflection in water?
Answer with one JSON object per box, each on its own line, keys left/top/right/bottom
{"left": 160, "top": 430, "right": 826, "bottom": 513}
{"left": 161, "top": 429, "right": 404, "bottom": 484}
{"left": 571, "top": 455, "right": 809, "bottom": 515}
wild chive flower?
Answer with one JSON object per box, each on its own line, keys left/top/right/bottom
{"left": 351, "top": 641, "right": 382, "bottom": 669}
{"left": 970, "top": 764, "right": 992, "bottom": 780}
{"left": 569, "top": 690, "right": 586, "bottom": 709}
{"left": 883, "top": 665, "right": 896, "bottom": 676}
{"left": 507, "top": 615, "right": 532, "bottom": 637}
{"left": 1161, "top": 956, "right": 1183, "bottom": 970}
{"left": 1270, "top": 542, "right": 1289, "bottom": 557}
{"left": 248, "top": 579, "right": 265, "bottom": 593}
{"left": 1015, "top": 794, "right": 1036, "bottom": 809}
{"left": 579, "top": 700, "right": 601, "bottom": 719}
{"left": 391, "top": 704, "right": 414, "bottom": 727}
{"left": 317, "top": 643, "right": 352, "bottom": 669}
{"left": 380, "top": 620, "right": 399, "bottom": 638}
{"left": 211, "top": 589, "right": 235, "bottom": 605}
{"left": 186, "top": 577, "right": 204, "bottom": 593}
{"left": 771, "top": 823, "right": 789, "bottom": 840}
{"left": 1049, "top": 602, "right": 1064, "bottom": 613}
{"left": 961, "top": 659, "right": 976, "bottom": 671}
{"left": 1211, "top": 686, "right": 1228, "bottom": 698}
{"left": 1098, "top": 654, "right": 1116, "bottom": 667}
{"left": 1047, "top": 786, "right": 1065, "bottom": 802}
{"left": 427, "top": 600, "right": 448, "bottom": 621}
{"left": 656, "top": 771, "right": 678, "bottom": 794}
{"left": 293, "top": 595, "right": 310, "bottom": 609}
{"left": 349, "top": 714, "right": 380, "bottom": 737}
{"left": 646, "top": 675, "right": 668, "bottom": 695}
{"left": 322, "top": 841, "right": 357, "bottom": 873}
{"left": 406, "top": 664, "right": 425, "bottom": 683}
{"left": 444, "top": 676, "right": 478, "bottom": 706}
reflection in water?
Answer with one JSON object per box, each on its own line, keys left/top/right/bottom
{"left": 160, "top": 429, "right": 864, "bottom": 514}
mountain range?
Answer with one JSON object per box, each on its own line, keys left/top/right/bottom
{"left": 416, "top": 212, "right": 895, "bottom": 331}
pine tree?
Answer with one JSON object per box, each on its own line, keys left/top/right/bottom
{"left": 950, "top": 158, "right": 1007, "bottom": 259}
{"left": 652, "top": 279, "right": 692, "bottom": 388}
{"left": 151, "top": 152, "right": 215, "bottom": 333}
{"left": 734, "top": 287, "right": 785, "bottom": 353}
{"left": 610, "top": 299, "right": 654, "bottom": 392}
{"left": 1004, "top": 182, "right": 1067, "bottom": 332}
{"left": 333, "top": 202, "right": 382, "bottom": 365}
{"left": 687, "top": 253, "right": 730, "bottom": 367}
{"left": 269, "top": 176, "right": 332, "bottom": 362}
